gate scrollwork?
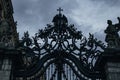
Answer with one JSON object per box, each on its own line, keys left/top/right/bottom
{"left": 14, "top": 8, "right": 106, "bottom": 80}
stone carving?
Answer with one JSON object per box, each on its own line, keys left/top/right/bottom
{"left": 105, "top": 18, "right": 120, "bottom": 48}
{"left": 0, "top": 19, "right": 14, "bottom": 48}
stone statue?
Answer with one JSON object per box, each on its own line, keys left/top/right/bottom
{"left": 105, "top": 20, "right": 120, "bottom": 48}
{"left": 115, "top": 17, "right": 120, "bottom": 31}
{"left": 117, "top": 17, "right": 120, "bottom": 23}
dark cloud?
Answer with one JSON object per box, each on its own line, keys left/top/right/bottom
{"left": 12, "top": 0, "right": 120, "bottom": 43}
{"left": 92, "top": 0, "right": 120, "bottom": 7}
{"left": 12, "top": 0, "right": 78, "bottom": 37}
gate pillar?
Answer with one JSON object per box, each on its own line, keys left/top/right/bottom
{"left": 106, "top": 62, "right": 120, "bottom": 80}
{"left": 100, "top": 49, "right": 120, "bottom": 80}
{"left": 0, "top": 54, "right": 12, "bottom": 80}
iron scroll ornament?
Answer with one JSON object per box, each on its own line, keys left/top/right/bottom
{"left": 14, "top": 9, "right": 106, "bottom": 80}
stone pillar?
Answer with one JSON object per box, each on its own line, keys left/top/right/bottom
{"left": 100, "top": 48, "right": 120, "bottom": 80}
{"left": 105, "top": 62, "right": 120, "bottom": 80}
{"left": 0, "top": 58, "right": 12, "bottom": 80}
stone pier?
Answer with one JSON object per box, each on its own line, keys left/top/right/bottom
{"left": 0, "top": 58, "right": 12, "bottom": 80}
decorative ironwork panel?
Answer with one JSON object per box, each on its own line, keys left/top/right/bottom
{"left": 13, "top": 8, "right": 106, "bottom": 80}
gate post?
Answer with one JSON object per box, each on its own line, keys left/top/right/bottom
{"left": 0, "top": 47, "right": 18, "bottom": 80}
{"left": 105, "top": 62, "right": 120, "bottom": 80}
{"left": 0, "top": 52, "right": 12, "bottom": 80}
{"left": 100, "top": 49, "right": 120, "bottom": 80}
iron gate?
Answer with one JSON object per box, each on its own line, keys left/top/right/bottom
{"left": 13, "top": 8, "right": 106, "bottom": 80}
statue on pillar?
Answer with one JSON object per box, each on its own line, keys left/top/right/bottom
{"left": 105, "top": 19, "right": 120, "bottom": 48}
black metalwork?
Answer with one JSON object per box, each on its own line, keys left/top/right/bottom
{"left": 13, "top": 8, "right": 107, "bottom": 80}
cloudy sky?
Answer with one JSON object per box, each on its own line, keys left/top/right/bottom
{"left": 12, "top": 0, "right": 120, "bottom": 42}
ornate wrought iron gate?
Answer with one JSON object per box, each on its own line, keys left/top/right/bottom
{"left": 13, "top": 8, "right": 106, "bottom": 80}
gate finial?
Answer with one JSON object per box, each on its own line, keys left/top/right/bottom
{"left": 57, "top": 7, "right": 63, "bottom": 14}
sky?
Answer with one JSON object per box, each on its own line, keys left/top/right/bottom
{"left": 12, "top": 0, "right": 120, "bottom": 42}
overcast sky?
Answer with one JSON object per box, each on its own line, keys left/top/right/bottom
{"left": 12, "top": 0, "right": 120, "bottom": 42}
